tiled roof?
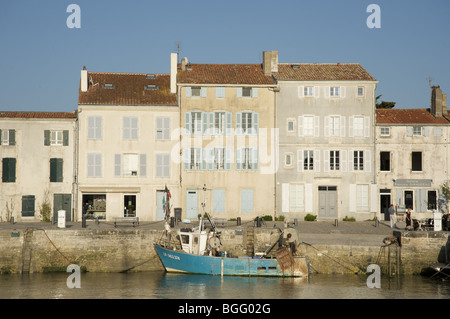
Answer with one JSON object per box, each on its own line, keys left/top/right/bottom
{"left": 176, "top": 64, "right": 275, "bottom": 85}
{"left": 0, "top": 111, "right": 77, "bottom": 119}
{"left": 274, "top": 63, "right": 376, "bottom": 81}
{"left": 376, "top": 108, "right": 450, "bottom": 124}
{"left": 78, "top": 72, "right": 177, "bottom": 105}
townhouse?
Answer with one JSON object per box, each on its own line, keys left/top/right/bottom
{"left": 76, "top": 67, "right": 179, "bottom": 222}
{"left": 0, "top": 111, "right": 77, "bottom": 222}
{"left": 272, "top": 51, "right": 379, "bottom": 221}
{"left": 174, "top": 53, "right": 278, "bottom": 220}
{"left": 375, "top": 86, "right": 449, "bottom": 220}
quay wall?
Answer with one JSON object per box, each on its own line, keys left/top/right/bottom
{"left": 0, "top": 227, "right": 448, "bottom": 275}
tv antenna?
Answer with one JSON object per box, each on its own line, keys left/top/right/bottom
{"left": 428, "top": 77, "right": 433, "bottom": 88}
{"left": 175, "top": 41, "right": 182, "bottom": 63}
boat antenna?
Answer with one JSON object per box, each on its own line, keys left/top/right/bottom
{"left": 202, "top": 184, "right": 217, "bottom": 231}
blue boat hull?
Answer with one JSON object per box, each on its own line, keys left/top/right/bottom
{"left": 154, "top": 244, "right": 309, "bottom": 277}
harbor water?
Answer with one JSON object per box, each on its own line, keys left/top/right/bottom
{"left": 1, "top": 271, "right": 449, "bottom": 299}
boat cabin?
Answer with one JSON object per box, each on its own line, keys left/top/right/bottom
{"left": 179, "top": 228, "right": 209, "bottom": 255}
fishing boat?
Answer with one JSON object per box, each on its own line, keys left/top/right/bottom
{"left": 154, "top": 185, "right": 309, "bottom": 278}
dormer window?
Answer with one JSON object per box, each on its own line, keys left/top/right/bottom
{"left": 146, "top": 74, "right": 157, "bottom": 79}
{"left": 102, "top": 84, "right": 114, "bottom": 89}
{"left": 145, "top": 85, "right": 159, "bottom": 90}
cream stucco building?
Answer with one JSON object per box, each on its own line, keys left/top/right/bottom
{"left": 0, "top": 111, "right": 77, "bottom": 222}
{"left": 76, "top": 69, "right": 180, "bottom": 222}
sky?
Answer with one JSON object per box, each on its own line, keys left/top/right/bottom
{"left": 0, "top": 0, "right": 449, "bottom": 112}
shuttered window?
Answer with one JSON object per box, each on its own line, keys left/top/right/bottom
{"left": 87, "top": 153, "right": 102, "bottom": 178}
{"left": 50, "top": 158, "right": 63, "bottom": 182}
{"left": 87, "top": 116, "right": 102, "bottom": 140}
{"left": 0, "top": 129, "right": 15, "bottom": 146}
{"left": 156, "top": 153, "right": 170, "bottom": 178}
{"left": 123, "top": 117, "right": 138, "bottom": 140}
{"left": 156, "top": 117, "right": 170, "bottom": 140}
{"left": 2, "top": 158, "right": 16, "bottom": 183}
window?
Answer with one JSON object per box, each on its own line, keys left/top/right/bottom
{"left": 413, "top": 126, "right": 422, "bottom": 136}
{"left": 330, "top": 87, "right": 340, "bottom": 97}
{"left": 285, "top": 153, "right": 293, "bottom": 167}
{"left": 303, "top": 116, "right": 314, "bottom": 136}
{"left": 241, "top": 189, "right": 254, "bottom": 213}
{"left": 428, "top": 190, "right": 437, "bottom": 210}
{"left": 50, "top": 158, "right": 63, "bottom": 182}
{"left": 184, "top": 148, "right": 202, "bottom": 170}
{"left": 44, "top": 130, "right": 69, "bottom": 146}
{"left": 237, "top": 87, "right": 257, "bottom": 98}
{"left": 123, "top": 117, "right": 138, "bottom": 140}
{"left": 412, "top": 152, "right": 422, "bottom": 171}
{"left": 51, "top": 131, "right": 63, "bottom": 145}
{"left": 114, "top": 154, "right": 146, "bottom": 177}
{"left": 216, "top": 87, "right": 225, "bottom": 98}
{"left": 287, "top": 119, "right": 295, "bottom": 133}
{"left": 156, "top": 117, "right": 170, "bottom": 140}
{"left": 237, "top": 112, "right": 258, "bottom": 135}
{"left": 185, "top": 111, "right": 204, "bottom": 135}
{"left": 304, "top": 86, "right": 314, "bottom": 97}
{"left": 156, "top": 153, "right": 170, "bottom": 178}
{"left": 380, "top": 152, "right": 390, "bottom": 171}
{"left": 353, "top": 151, "right": 364, "bottom": 171}
{"left": 356, "top": 185, "right": 369, "bottom": 211}
{"left": 242, "top": 87, "right": 252, "bottom": 97}
{"left": 1, "top": 129, "right": 15, "bottom": 146}
{"left": 289, "top": 184, "right": 304, "bottom": 212}
{"left": 123, "top": 154, "right": 138, "bottom": 176}
{"left": 380, "top": 127, "right": 390, "bottom": 136}
{"left": 191, "top": 87, "right": 201, "bottom": 97}
{"left": 88, "top": 116, "right": 102, "bottom": 140}
{"left": 236, "top": 148, "right": 258, "bottom": 170}
{"left": 211, "top": 148, "right": 225, "bottom": 170}
{"left": 102, "top": 84, "right": 114, "bottom": 89}
{"left": 2, "top": 158, "right": 16, "bottom": 183}
{"left": 330, "top": 151, "right": 340, "bottom": 171}
{"left": 357, "top": 87, "right": 365, "bottom": 97}
{"left": 214, "top": 112, "right": 226, "bottom": 135}
{"left": 329, "top": 116, "right": 340, "bottom": 136}
{"left": 303, "top": 150, "right": 314, "bottom": 171}
{"left": 87, "top": 153, "right": 102, "bottom": 178}
{"left": 353, "top": 116, "right": 364, "bottom": 137}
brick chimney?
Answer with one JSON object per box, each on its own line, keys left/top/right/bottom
{"left": 263, "top": 51, "right": 278, "bottom": 76}
{"left": 431, "top": 85, "right": 447, "bottom": 117}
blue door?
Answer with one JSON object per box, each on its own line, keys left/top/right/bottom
{"left": 186, "top": 190, "right": 198, "bottom": 219}
{"left": 241, "top": 189, "right": 254, "bottom": 213}
{"left": 156, "top": 191, "right": 165, "bottom": 220}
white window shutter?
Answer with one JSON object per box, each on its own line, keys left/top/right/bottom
{"left": 114, "top": 154, "right": 121, "bottom": 177}
{"left": 364, "top": 150, "right": 371, "bottom": 172}
{"left": 139, "top": 154, "right": 147, "bottom": 177}
{"left": 340, "top": 116, "right": 346, "bottom": 137}
{"left": 252, "top": 88, "right": 258, "bottom": 98}
{"left": 323, "top": 150, "right": 330, "bottom": 172}
{"left": 226, "top": 112, "right": 232, "bottom": 135}
{"left": 201, "top": 149, "right": 207, "bottom": 170}
{"left": 185, "top": 112, "right": 191, "bottom": 135}
{"left": 370, "top": 184, "right": 378, "bottom": 213}
{"left": 298, "top": 116, "right": 303, "bottom": 137}
{"left": 236, "top": 113, "right": 242, "bottom": 135}
{"left": 364, "top": 116, "right": 370, "bottom": 137}
{"left": 184, "top": 148, "right": 191, "bottom": 170}
{"left": 423, "top": 127, "right": 430, "bottom": 136}
{"left": 314, "top": 116, "right": 320, "bottom": 137}
{"left": 349, "top": 116, "right": 354, "bottom": 137}
{"left": 314, "top": 86, "right": 320, "bottom": 98}
{"left": 341, "top": 149, "right": 347, "bottom": 172}
{"left": 252, "top": 148, "right": 258, "bottom": 169}
{"left": 406, "top": 126, "right": 413, "bottom": 137}
{"left": 297, "top": 150, "right": 303, "bottom": 172}
{"left": 237, "top": 87, "right": 242, "bottom": 98}
{"left": 349, "top": 184, "right": 356, "bottom": 212}
{"left": 340, "top": 86, "right": 346, "bottom": 98}
{"left": 208, "top": 112, "right": 214, "bottom": 135}
{"left": 298, "top": 86, "right": 304, "bottom": 98}
{"left": 202, "top": 112, "right": 208, "bottom": 135}
{"left": 305, "top": 184, "right": 313, "bottom": 213}
{"left": 324, "top": 86, "right": 330, "bottom": 98}
{"left": 348, "top": 150, "right": 354, "bottom": 172}
{"left": 324, "top": 116, "right": 329, "bottom": 137}
{"left": 282, "top": 183, "right": 290, "bottom": 213}
{"left": 252, "top": 113, "right": 259, "bottom": 135}
{"left": 186, "top": 87, "right": 192, "bottom": 97}
{"left": 225, "top": 148, "right": 231, "bottom": 170}
{"left": 314, "top": 150, "right": 321, "bottom": 172}
{"left": 201, "top": 87, "right": 207, "bottom": 97}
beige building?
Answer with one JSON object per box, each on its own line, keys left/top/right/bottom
{"left": 0, "top": 111, "right": 77, "bottom": 222}
{"left": 174, "top": 53, "right": 278, "bottom": 220}
{"left": 273, "top": 53, "right": 379, "bottom": 221}
{"left": 375, "top": 86, "right": 449, "bottom": 220}
{"left": 77, "top": 68, "right": 179, "bottom": 222}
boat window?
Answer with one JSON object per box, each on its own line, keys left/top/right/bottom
{"left": 181, "top": 235, "right": 190, "bottom": 244}
{"left": 194, "top": 237, "right": 198, "bottom": 244}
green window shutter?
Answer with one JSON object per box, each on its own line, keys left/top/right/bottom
{"left": 9, "top": 130, "right": 15, "bottom": 145}
{"left": 2, "top": 158, "right": 16, "bottom": 183}
{"left": 57, "top": 158, "right": 63, "bottom": 182}
{"left": 44, "top": 130, "right": 50, "bottom": 146}
{"left": 0, "top": 129, "right": 2, "bottom": 145}
{"left": 50, "top": 158, "right": 57, "bottom": 182}
{"left": 2, "top": 158, "right": 8, "bottom": 182}
{"left": 63, "top": 130, "right": 69, "bottom": 146}
{"left": 9, "top": 158, "right": 16, "bottom": 182}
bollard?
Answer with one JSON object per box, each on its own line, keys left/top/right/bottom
{"left": 293, "top": 218, "right": 298, "bottom": 226}
{"left": 170, "top": 217, "right": 175, "bottom": 228}
{"left": 237, "top": 217, "right": 241, "bottom": 226}
{"left": 82, "top": 214, "right": 86, "bottom": 228}
{"left": 334, "top": 219, "right": 338, "bottom": 227}
{"left": 375, "top": 219, "right": 379, "bottom": 227}
{"left": 10, "top": 217, "right": 14, "bottom": 224}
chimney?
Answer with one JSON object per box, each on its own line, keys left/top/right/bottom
{"left": 431, "top": 85, "right": 446, "bottom": 117}
{"left": 80, "top": 66, "right": 88, "bottom": 92}
{"left": 170, "top": 53, "right": 177, "bottom": 94}
{"left": 181, "top": 57, "right": 188, "bottom": 71}
{"left": 263, "top": 51, "right": 278, "bottom": 76}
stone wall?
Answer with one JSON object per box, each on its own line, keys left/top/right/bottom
{"left": 0, "top": 227, "right": 448, "bottom": 275}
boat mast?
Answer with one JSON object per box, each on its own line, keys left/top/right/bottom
{"left": 201, "top": 184, "right": 217, "bottom": 232}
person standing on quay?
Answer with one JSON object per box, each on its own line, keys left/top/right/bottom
{"left": 405, "top": 207, "right": 412, "bottom": 230}
{"left": 389, "top": 204, "right": 396, "bottom": 228}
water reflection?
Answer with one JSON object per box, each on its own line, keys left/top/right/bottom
{"left": 0, "top": 272, "right": 448, "bottom": 299}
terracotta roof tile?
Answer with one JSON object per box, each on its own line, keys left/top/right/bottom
{"left": 176, "top": 64, "right": 275, "bottom": 85}
{"left": 376, "top": 108, "right": 450, "bottom": 124}
{"left": 274, "top": 63, "right": 376, "bottom": 81}
{"left": 0, "top": 111, "right": 77, "bottom": 119}
{"left": 78, "top": 72, "right": 177, "bottom": 105}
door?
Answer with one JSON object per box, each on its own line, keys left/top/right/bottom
{"left": 186, "top": 190, "right": 198, "bottom": 219}
{"left": 156, "top": 191, "right": 165, "bottom": 220}
{"left": 124, "top": 195, "right": 136, "bottom": 217}
{"left": 22, "top": 195, "right": 35, "bottom": 217}
{"left": 405, "top": 191, "right": 413, "bottom": 210}
{"left": 380, "top": 194, "right": 391, "bottom": 221}
{"left": 318, "top": 186, "right": 337, "bottom": 218}
{"left": 54, "top": 194, "right": 72, "bottom": 221}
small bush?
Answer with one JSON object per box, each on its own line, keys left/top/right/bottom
{"left": 261, "top": 215, "right": 273, "bottom": 221}
{"left": 275, "top": 215, "right": 285, "bottom": 221}
{"left": 343, "top": 216, "right": 356, "bottom": 222}
{"left": 304, "top": 214, "right": 316, "bottom": 221}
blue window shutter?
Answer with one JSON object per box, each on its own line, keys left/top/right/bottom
{"left": 236, "top": 148, "right": 242, "bottom": 170}
{"left": 208, "top": 148, "right": 214, "bottom": 170}
{"left": 209, "top": 112, "right": 214, "bottom": 135}
{"left": 202, "top": 112, "right": 208, "bottom": 134}
{"left": 252, "top": 113, "right": 259, "bottom": 135}
{"left": 185, "top": 112, "right": 191, "bottom": 135}
{"left": 241, "top": 189, "right": 254, "bottom": 213}
{"left": 237, "top": 87, "right": 242, "bottom": 98}
{"left": 252, "top": 88, "right": 258, "bottom": 98}
{"left": 225, "top": 148, "right": 231, "bottom": 170}
{"left": 406, "top": 127, "right": 413, "bottom": 137}
{"left": 252, "top": 148, "right": 258, "bottom": 170}
{"left": 186, "top": 87, "right": 192, "bottom": 97}
{"left": 226, "top": 112, "right": 232, "bottom": 135}
{"left": 184, "top": 148, "right": 191, "bottom": 170}
{"left": 236, "top": 112, "right": 242, "bottom": 135}
{"left": 201, "top": 149, "right": 207, "bottom": 170}
{"left": 201, "top": 87, "right": 207, "bottom": 97}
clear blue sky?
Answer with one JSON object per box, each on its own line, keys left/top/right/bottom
{"left": 1, "top": 0, "right": 449, "bottom": 112}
